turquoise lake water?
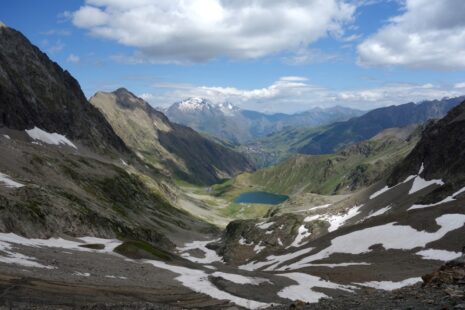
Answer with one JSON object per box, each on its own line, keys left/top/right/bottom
{"left": 233, "top": 191, "right": 289, "bottom": 205}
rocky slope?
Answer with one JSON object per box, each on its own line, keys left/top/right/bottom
{"left": 90, "top": 89, "right": 253, "bottom": 185}
{"left": 0, "top": 25, "right": 216, "bottom": 249}
{"left": 0, "top": 25, "right": 127, "bottom": 154}
{"left": 164, "top": 98, "right": 363, "bottom": 144}
{"left": 388, "top": 100, "right": 465, "bottom": 200}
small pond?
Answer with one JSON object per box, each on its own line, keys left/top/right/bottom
{"left": 233, "top": 191, "right": 289, "bottom": 205}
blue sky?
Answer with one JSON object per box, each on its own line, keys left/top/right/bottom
{"left": 2, "top": 0, "right": 465, "bottom": 113}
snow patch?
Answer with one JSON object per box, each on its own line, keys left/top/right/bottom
{"left": 211, "top": 272, "right": 271, "bottom": 285}
{"left": 416, "top": 249, "right": 462, "bottom": 261}
{"left": 366, "top": 206, "right": 391, "bottom": 219}
{"left": 369, "top": 186, "right": 390, "bottom": 199}
{"left": 239, "top": 247, "right": 313, "bottom": 271}
{"left": 278, "top": 214, "right": 465, "bottom": 271}
{"left": 278, "top": 272, "right": 353, "bottom": 303}
{"left": 3, "top": 135, "right": 10, "bottom": 139}
{"left": 0, "top": 173, "right": 24, "bottom": 188}
{"left": 256, "top": 221, "right": 274, "bottom": 230}
{"left": 26, "top": 127, "right": 77, "bottom": 149}
{"left": 254, "top": 241, "right": 266, "bottom": 254}
{"left": 177, "top": 239, "right": 223, "bottom": 264}
{"left": 288, "top": 225, "right": 311, "bottom": 248}
{"left": 73, "top": 272, "right": 90, "bottom": 277}
{"left": 0, "top": 233, "right": 122, "bottom": 254}
{"left": 144, "top": 260, "right": 270, "bottom": 309}
{"left": 309, "top": 204, "right": 331, "bottom": 211}
{"left": 304, "top": 215, "right": 322, "bottom": 222}
{"left": 409, "top": 176, "right": 444, "bottom": 195}
{"left": 409, "top": 186, "right": 465, "bottom": 211}
{"left": 238, "top": 237, "right": 249, "bottom": 245}
{"left": 356, "top": 277, "right": 421, "bottom": 291}
{"left": 326, "top": 205, "right": 363, "bottom": 232}
{"left": 0, "top": 241, "right": 54, "bottom": 269}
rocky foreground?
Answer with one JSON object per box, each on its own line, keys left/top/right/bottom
{"left": 277, "top": 253, "right": 465, "bottom": 310}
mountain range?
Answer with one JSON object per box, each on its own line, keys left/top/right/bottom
{"left": 242, "top": 96, "right": 465, "bottom": 167}
{"left": 1, "top": 24, "right": 465, "bottom": 309}
{"left": 163, "top": 98, "right": 364, "bottom": 144}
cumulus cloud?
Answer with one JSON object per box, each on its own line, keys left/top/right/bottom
{"left": 66, "top": 54, "right": 81, "bottom": 63}
{"left": 71, "top": 0, "right": 355, "bottom": 63}
{"left": 141, "top": 77, "right": 464, "bottom": 113}
{"left": 357, "top": 0, "right": 465, "bottom": 69}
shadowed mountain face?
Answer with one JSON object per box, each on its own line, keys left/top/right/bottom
{"left": 0, "top": 26, "right": 127, "bottom": 154}
{"left": 90, "top": 89, "right": 253, "bottom": 185}
{"left": 388, "top": 100, "right": 465, "bottom": 198}
{"left": 164, "top": 98, "right": 364, "bottom": 144}
{"left": 0, "top": 25, "right": 217, "bottom": 247}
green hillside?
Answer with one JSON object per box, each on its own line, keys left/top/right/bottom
{"left": 227, "top": 125, "right": 421, "bottom": 196}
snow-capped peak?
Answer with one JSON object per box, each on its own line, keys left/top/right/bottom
{"left": 174, "top": 98, "right": 239, "bottom": 115}
{"left": 176, "top": 97, "right": 213, "bottom": 112}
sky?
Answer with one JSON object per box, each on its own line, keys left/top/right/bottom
{"left": 1, "top": 0, "right": 465, "bottom": 113}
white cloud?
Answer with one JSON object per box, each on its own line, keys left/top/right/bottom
{"left": 71, "top": 0, "right": 356, "bottom": 63}
{"left": 141, "top": 77, "right": 464, "bottom": 113}
{"left": 73, "top": 6, "right": 109, "bottom": 27}
{"left": 454, "top": 82, "right": 465, "bottom": 89}
{"left": 358, "top": 0, "right": 465, "bottom": 70}
{"left": 66, "top": 54, "right": 81, "bottom": 63}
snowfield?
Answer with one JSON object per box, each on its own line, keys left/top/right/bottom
{"left": 26, "top": 127, "right": 77, "bottom": 149}
{"left": 278, "top": 272, "right": 353, "bottom": 303}
{"left": 242, "top": 213, "right": 465, "bottom": 272}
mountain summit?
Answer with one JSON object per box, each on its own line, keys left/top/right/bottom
{"left": 171, "top": 97, "right": 239, "bottom": 115}
{"left": 165, "top": 99, "right": 364, "bottom": 144}
{"left": 0, "top": 25, "right": 127, "bottom": 153}
{"left": 90, "top": 89, "right": 253, "bottom": 185}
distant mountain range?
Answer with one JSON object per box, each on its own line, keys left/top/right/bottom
{"left": 162, "top": 98, "right": 364, "bottom": 144}
{"left": 243, "top": 96, "right": 465, "bottom": 166}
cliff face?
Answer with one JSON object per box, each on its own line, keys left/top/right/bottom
{"left": 0, "top": 26, "right": 127, "bottom": 153}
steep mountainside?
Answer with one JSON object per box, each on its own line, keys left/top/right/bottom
{"left": 245, "top": 97, "right": 465, "bottom": 166}
{"left": 0, "top": 25, "right": 127, "bottom": 154}
{"left": 90, "top": 89, "right": 253, "bottom": 185}
{"left": 224, "top": 125, "right": 420, "bottom": 197}
{"left": 164, "top": 98, "right": 364, "bottom": 144}
{"left": 0, "top": 25, "right": 215, "bottom": 248}
{"left": 387, "top": 99, "right": 465, "bottom": 200}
